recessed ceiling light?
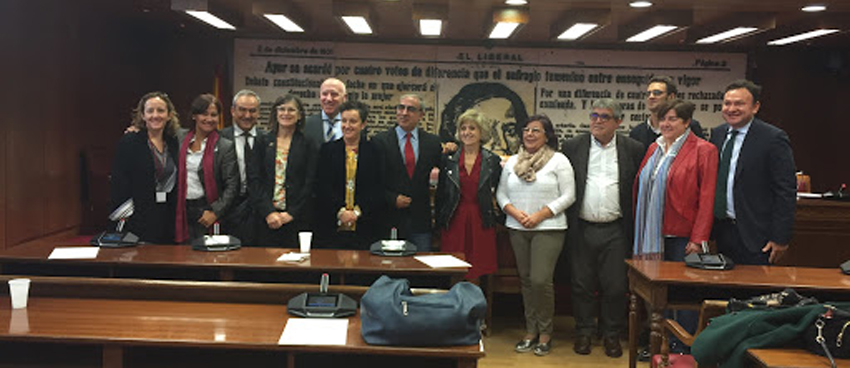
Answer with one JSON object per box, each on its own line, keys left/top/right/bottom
{"left": 505, "top": 0, "right": 528, "bottom": 5}
{"left": 629, "top": 1, "right": 653, "bottom": 8}
{"left": 341, "top": 16, "right": 373, "bottom": 35}
{"left": 768, "top": 29, "right": 839, "bottom": 45}
{"left": 801, "top": 4, "right": 827, "bottom": 12}
{"left": 419, "top": 19, "right": 442, "bottom": 37}
{"left": 264, "top": 14, "right": 305, "bottom": 33}
{"left": 696, "top": 27, "right": 759, "bottom": 44}
{"left": 626, "top": 25, "right": 677, "bottom": 42}
{"left": 558, "top": 23, "right": 599, "bottom": 40}
{"left": 185, "top": 11, "right": 236, "bottom": 30}
{"left": 489, "top": 22, "right": 521, "bottom": 39}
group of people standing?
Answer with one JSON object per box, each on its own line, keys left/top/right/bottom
{"left": 110, "top": 75, "right": 796, "bottom": 358}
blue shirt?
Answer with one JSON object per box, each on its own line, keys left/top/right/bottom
{"left": 723, "top": 119, "right": 752, "bottom": 219}
{"left": 322, "top": 111, "right": 342, "bottom": 142}
{"left": 395, "top": 125, "right": 419, "bottom": 163}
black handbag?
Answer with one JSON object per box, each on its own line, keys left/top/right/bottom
{"left": 803, "top": 305, "right": 850, "bottom": 368}
{"left": 360, "top": 275, "right": 486, "bottom": 346}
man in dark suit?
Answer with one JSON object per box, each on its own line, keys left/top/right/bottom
{"left": 711, "top": 79, "right": 796, "bottom": 265}
{"left": 372, "top": 94, "right": 443, "bottom": 251}
{"left": 304, "top": 77, "right": 347, "bottom": 147}
{"left": 562, "top": 98, "right": 644, "bottom": 358}
{"left": 630, "top": 75, "right": 705, "bottom": 153}
{"left": 220, "top": 89, "right": 265, "bottom": 245}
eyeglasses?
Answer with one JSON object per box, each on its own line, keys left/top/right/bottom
{"left": 589, "top": 113, "right": 615, "bottom": 122}
{"left": 276, "top": 106, "right": 298, "bottom": 113}
{"left": 236, "top": 106, "right": 258, "bottom": 114}
{"left": 396, "top": 104, "right": 420, "bottom": 113}
{"left": 648, "top": 89, "right": 666, "bottom": 97}
{"left": 522, "top": 127, "right": 543, "bottom": 135}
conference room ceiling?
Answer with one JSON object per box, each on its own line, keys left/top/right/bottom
{"left": 129, "top": 0, "right": 849, "bottom": 49}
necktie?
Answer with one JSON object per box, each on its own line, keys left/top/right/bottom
{"left": 242, "top": 131, "right": 253, "bottom": 164}
{"left": 404, "top": 132, "right": 415, "bottom": 178}
{"left": 714, "top": 129, "right": 739, "bottom": 218}
{"left": 325, "top": 119, "right": 337, "bottom": 142}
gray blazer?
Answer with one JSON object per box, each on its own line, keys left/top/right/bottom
{"left": 176, "top": 128, "right": 240, "bottom": 218}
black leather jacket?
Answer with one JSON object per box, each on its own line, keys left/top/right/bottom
{"left": 435, "top": 147, "right": 503, "bottom": 229}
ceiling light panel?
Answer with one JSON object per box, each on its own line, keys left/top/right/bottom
{"left": 768, "top": 29, "right": 839, "bottom": 45}
{"left": 419, "top": 19, "right": 443, "bottom": 36}
{"left": 696, "top": 27, "right": 759, "bottom": 44}
{"left": 558, "top": 23, "right": 598, "bottom": 40}
{"left": 626, "top": 25, "right": 677, "bottom": 42}
{"left": 185, "top": 10, "right": 236, "bottom": 29}
{"left": 489, "top": 22, "right": 520, "bottom": 39}
{"left": 263, "top": 14, "right": 304, "bottom": 32}
{"left": 341, "top": 16, "right": 373, "bottom": 34}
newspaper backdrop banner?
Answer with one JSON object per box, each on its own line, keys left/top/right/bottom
{"left": 234, "top": 39, "right": 745, "bottom": 155}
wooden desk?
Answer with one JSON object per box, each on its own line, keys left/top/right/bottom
{"left": 786, "top": 199, "right": 850, "bottom": 268}
{"left": 749, "top": 348, "right": 850, "bottom": 368}
{"left": 0, "top": 276, "right": 483, "bottom": 368}
{"left": 0, "top": 241, "right": 468, "bottom": 286}
{"left": 627, "top": 260, "right": 850, "bottom": 368}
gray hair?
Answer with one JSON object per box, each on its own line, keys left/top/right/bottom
{"left": 591, "top": 98, "right": 623, "bottom": 120}
{"left": 232, "top": 89, "right": 261, "bottom": 105}
{"left": 400, "top": 93, "right": 426, "bottom": 111}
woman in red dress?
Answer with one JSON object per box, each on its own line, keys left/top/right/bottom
{"left": 436, "top": 109, "right": 503, "bottom": 281}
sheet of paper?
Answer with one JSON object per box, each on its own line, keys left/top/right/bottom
{"left": 48, "top": 247, "right": 100, "bottom": 260}
{"left": 279, "top": 318, "right": 348, "bottom": 345}
{"left": 414, "top": 255, "right": 472, "bottom": 268}
{"left": 276, "top": 252, "right": 310, "bottom": 262}
{"left": 797, "top": 192, "right": 823, "bottom": 199}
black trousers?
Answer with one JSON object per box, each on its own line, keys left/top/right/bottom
{"left": 714, "top": 218, "right": 770, "bottom": 265}
{"left": 570, "top": 219, "right": 628, "bottom": 338}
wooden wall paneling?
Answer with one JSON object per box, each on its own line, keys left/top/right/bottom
{"left": 0, "top": 1, "right": 12, "bottom": 249}
{"left": 5, "top": 0, "right": 46, "bottom": 247}
{"left": 44, "top": 2, "right": 83, "bottom": 235}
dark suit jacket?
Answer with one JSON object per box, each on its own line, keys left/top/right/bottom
{"left": 372, "top": 126, "right": 443, "bottom": 237}
{"left": 314, "top": 138, "right": 384, "bottom": 249}
{"left": 561, "top": 133, "right": 645, "bottom": 247}
{"left": 304, "top": 114, "right": 327, "bottom": 149}
{"left": 110, "top": 131, "right": 179, "bottom": 243}
{"left": 176, "top": 129, "right": 239, "bottom": 219}
{"left": 710, "top": 118, "right": 797, "bottom": 252}
{"left": 630, "top": 118, "right": 705, "bottom": 155}
{"left": 247, "top": 130, "right": 318, "bottom": 227}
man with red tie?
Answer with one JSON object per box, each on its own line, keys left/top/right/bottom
{"left": 373, "top": 94, "right": 443, "bottom": 251}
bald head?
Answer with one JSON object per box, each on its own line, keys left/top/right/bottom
{"left": 320, "top": 78, "right": 347, "bottom": 117}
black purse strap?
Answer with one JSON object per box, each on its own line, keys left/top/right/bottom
{"left": 815, "top": 318, "right": 838, "bottom": 368}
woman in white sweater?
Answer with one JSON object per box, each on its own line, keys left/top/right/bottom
{"left": 497, "top": 114, "right": 576, "bottom": 357}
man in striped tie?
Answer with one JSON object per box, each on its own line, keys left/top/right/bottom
{"left": 304, "top": 77, "right": 347, "bottom": 148}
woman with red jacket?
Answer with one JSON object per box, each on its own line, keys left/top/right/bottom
{"left": 633, "top": 99, "right": 718, "bottom": 261}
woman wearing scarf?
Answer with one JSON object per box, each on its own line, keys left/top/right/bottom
{"left": 496, "top": 115, "right": 576, "bottom": 356}
{"left": 248, "top": 94, "right": 317, "bottom": 246}
{"left": 633, "top": 99, "right": 717, "bottom": 353}
{"left": 111, "top": 92, "right": 180, "bottom": 244}
{"left": 174, "top": 94, "right": 239, "bottom": 242}
{"left": 314, "top": 100, "right": 384, "bottom": 250}
{"left": 633, "top": 99, "right": 718, "bottom": 261}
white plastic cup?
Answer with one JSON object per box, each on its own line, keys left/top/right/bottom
{"left": 299, "top": 232, "right": 312, "bottom": 253}
{"left": 8, "top": 278, "right": 31, "bottom": 309}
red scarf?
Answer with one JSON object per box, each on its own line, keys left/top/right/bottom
{"left": 175, "top": 130, "right": 220, "bottom": 243}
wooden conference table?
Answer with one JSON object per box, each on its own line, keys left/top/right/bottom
{"left": 0, "top": 275, "right": 484, "bottom": 368}
{"left": 0, "top": 241, "right": 468, "bottom": 286}
{"left": 627, "top": 260, "right": 850, "bottom": 368}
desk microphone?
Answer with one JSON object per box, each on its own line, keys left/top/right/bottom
{"left": 320, "top": 273, "right": 329, "bottom": 294}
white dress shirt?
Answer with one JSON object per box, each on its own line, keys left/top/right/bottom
{"left": 579, "top": 135, "right": 621, "bottom": 223}
{"left": 185, "top": 137, "right": 207, "bottom": 200}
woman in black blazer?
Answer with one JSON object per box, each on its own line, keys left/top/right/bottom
{"left": 248, "top": 94, "right": 318, "bottom": 246}
{"left": 110, "top": 91, "right": 180, "bottom": 244}
{"left": 314, "top": 100, "right": 384, "bottom": 250}
{"left": 174, "top": 94, "right": 239, "bottom": 242}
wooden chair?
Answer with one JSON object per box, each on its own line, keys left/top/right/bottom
{"left": 654, "top": 300, "right": 729, "bottom": 368}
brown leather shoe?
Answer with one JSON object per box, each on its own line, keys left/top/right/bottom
{"left": 573, "top": 335, "right": 591, "bottom": 355}
{"left": 603, "top": 336, "right": 622, "bottom": 358}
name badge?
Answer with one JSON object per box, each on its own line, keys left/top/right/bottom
{"left": 156, "top": 192, "right": 167, "bottom": 203}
